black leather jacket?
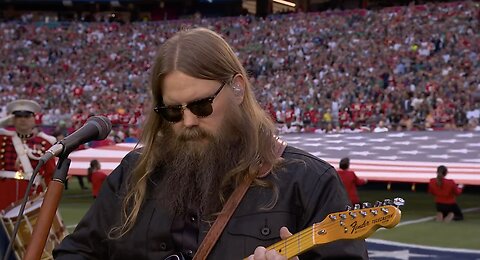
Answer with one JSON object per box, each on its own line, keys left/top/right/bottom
{"left": 54, "top": 146, "right": 368, "bottom": 259}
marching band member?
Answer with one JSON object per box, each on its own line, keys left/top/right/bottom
{"left": 0, "top": 99, "right": 56, "bottom": 210}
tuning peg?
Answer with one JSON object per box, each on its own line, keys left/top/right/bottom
{"left": 383, "top": 199, "right": 392, "bottom": 205}
{"left": 349, "top": 211, "right": 358, "bottom": 218}
{"left": 345, "top": 205, "right": 352, "bottom": 211}
{"left": 362, "top": 202, "right": 372, "bottom": 209}
{"left": 354, "top": 204, "right": 361, "bottom": 210}
{"left": 393, "top": 197, "right": 405, "bottom": 208}
{"left": 374, "top": 201, "right": 383, "bottom": 207}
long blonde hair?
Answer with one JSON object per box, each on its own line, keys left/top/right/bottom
{"left": 109, "top": 28, "right": 279, "bottom": 239}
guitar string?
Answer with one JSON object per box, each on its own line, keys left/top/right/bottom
{"left": 266, "top": 209, "right": 394, "bottom": 257}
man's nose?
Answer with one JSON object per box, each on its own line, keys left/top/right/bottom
{"left": 182, "top": 109, "right": 199, "bottom": 127}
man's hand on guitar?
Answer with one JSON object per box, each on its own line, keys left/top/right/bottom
{"left": 247, "top": 227, "right": 299, "bottom": 260}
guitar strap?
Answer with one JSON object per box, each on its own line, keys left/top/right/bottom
{"left": 192, "top": 137, "right": 287, "bottom": 260}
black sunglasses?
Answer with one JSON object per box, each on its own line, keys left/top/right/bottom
{"left": 154, "top": 81, "right": 227, "bottom": 123}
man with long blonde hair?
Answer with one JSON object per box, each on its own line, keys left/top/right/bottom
{"left": 54, "top": 28, "right": 367, "bottom": 259}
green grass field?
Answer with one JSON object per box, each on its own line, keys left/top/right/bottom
{"left": 360, "top": 188, "right": 480, "bottom": 250}
{"left": 58, "top": 179, "right": 480, "bottom": 250}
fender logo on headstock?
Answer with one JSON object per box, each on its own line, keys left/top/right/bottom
{"left": 350, "top": 220, "right": 369, "bottom": 234}
{"left": 350, "top": 213, "right": 393, "bottom": 234}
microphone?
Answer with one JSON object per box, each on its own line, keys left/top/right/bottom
{"left": 40, "top": 116, "right": 112, "bottom": 163}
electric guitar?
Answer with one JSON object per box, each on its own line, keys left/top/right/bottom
{"left": 165, "top": 198, "right": 404, "bottom": 260}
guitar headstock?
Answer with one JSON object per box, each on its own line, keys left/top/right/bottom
{"left": 313, "top": 198, "right": 403, "bottom": 245}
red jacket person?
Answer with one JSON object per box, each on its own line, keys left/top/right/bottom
{"left": 0, "top": 99, "right": 56, "bottom": 210}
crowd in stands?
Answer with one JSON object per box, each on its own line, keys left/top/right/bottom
{"left": 1, "top": 1, "right": 479, "bottom": 142}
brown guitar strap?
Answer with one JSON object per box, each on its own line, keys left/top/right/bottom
{"left": 192, "top": 138, "right": 287, "bottom": 260}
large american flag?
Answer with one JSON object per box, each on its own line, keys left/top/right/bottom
{"left": 67, "top": 131, "right": 480, "bottom": 185}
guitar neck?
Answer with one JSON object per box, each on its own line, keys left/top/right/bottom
{"left": 265, "top": 226, "right": 316, "bottom": 258}
{"left": 241, "top": 204, "right": 402, "bottom": 259}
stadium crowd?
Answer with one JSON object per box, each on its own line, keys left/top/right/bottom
{"left": 1, "top": 1, "right": 479, "bottom": 142}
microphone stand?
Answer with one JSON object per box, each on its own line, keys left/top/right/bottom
{"left": 23, "top": 156, "right": 71, "bottom": 260}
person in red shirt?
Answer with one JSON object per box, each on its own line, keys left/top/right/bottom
{"left": 87, "top": 159, "right": 107, "bottom": 199}
{"left": 428, "top": 165, "right": 464, "bottom": 222}
{"left": 337, "top": 157, "right": 367, "bottom": 205}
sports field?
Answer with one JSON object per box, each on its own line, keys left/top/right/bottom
{"left": 58, "top": 179, "right": 480, "bottom": 250}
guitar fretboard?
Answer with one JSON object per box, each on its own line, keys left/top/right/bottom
{"left": 266, "top": 225, "right": 316, "bottom": 258}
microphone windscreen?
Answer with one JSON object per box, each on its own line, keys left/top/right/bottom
{"left": 87, "top": 116, "right": 112, "bottom": 140}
